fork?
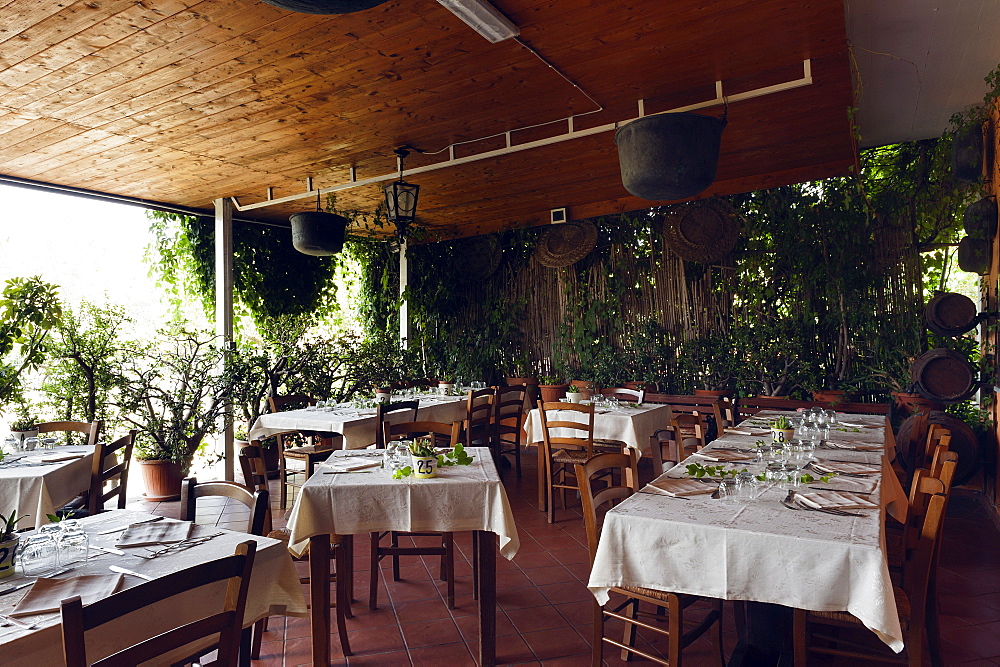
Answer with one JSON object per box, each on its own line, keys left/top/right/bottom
{"left": 137, "top": 532, "right": 223, "bottom": 559}
{"left": 782, "top": 491, "right": 862, "bottom": 517}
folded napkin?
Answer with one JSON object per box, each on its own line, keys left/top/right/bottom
{"left": 321, "top": 459, "right": 382, "bottom": 472}
{"left": 644, "top": 478, "right": 716, "bottom": 497}
{"left": 116, "top": 520, "right": 193, "bottom": 547}
{"left": 816, "top": 477, "right": 879, "bottom": 494}
{"left": 286, "top": 443, "right": 335, "bottom": 454}
{"left": 21, "top": 452, "right": 86, "bottom": 463}
{"left": 726, "top": 429, "right": 768, "bottom": 436}
{"left": 809, "top": 461, "right": 880, "bottom": 476}
{"left": 11, "top": 574, "right": 123, "bottom": 617}
{"left": 794, "top": 491, "right": 878, "bottom": 510}
{"left": 692, "top": 450, "right": 755, "bottom": 463}
{"left": 838, "top": 421, "right": 880, "bottom": 429}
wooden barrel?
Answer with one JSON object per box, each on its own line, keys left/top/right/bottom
{"left": 963, "top": 197, "right": 998, "bottom": 238}
{"left": 895, "top": 411, "right": 980, "bottom": 486}
{"left": 910, "top": 348, "right": 978, "bottom": 403}
{"left": 924, "top": 292, "right": 980, "bottom": 336}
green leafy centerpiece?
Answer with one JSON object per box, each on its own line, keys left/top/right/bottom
{"left": 771, "top": 415, "right": 794, "bottom": 443}
{"left": 393, "top": 441, "right": 475, "bottom": 479}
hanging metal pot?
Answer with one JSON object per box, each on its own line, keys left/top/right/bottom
{"left": 258, "top": 0, "right": 389, "bottom": 14}
{"left": 615, "top": 112, "right": 727, "bottom": 201}
{"left": 963, "top": 197, "right": 997, "bottom": 238}
{"left": 957, "top": 236, "right": 991, "bottom": 275}
{"left": 290, "top": 211, "right": 349, "bottom": 256}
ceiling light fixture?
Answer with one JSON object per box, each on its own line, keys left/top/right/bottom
{"left": 383, "top": 148, "right": 420, "bottom": 242}
{"left": 436, "top": 0, "right": 519, "bottom": 43}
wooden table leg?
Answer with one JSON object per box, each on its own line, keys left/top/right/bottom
{"left": 475, "top": 530, "right": 496, "bottom": 667}
{"left": 309, "top": 534, "right": 331, "bottom": 665}
{"left": 536, "top": 442, "right": 547, "bottom": 512}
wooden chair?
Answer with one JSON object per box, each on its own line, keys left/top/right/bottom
{"left": 671, "top": 413, "right": 707, "bottom": 458}
{"left": 649, "top": 428, "right": 680, "bottom": 477}
{"left": 712, "top": 398, "right": 736, "bottom": 436}
{"left": 601, "top": 387, "right": 645, "bottom": 403}
{"left": 181, "top": 477, "right": 269, "bottom": 540}
{"left": 495, "top": 384, "right": 528, "bottom": 478}
{"left": 61, "top": 540, "right": 256, "bottom": 667}
{"left": 539, "top": 401, "right": 595, "bottom": 523}
{"left": 575, "top": 451, "right": 724, "bottom": 667}
{"left": 268, "top": 394, "right": 339, "bottom": 509}
{"left": 236, "top": 444, "right": 353, "bottom": 660}
{"left": 794, "top": 491, "right": 949, "bottom": 667}
{"left": 85, "top": 429, "right": 137, "bottom": 515}
{"left": 463, "top": 387, "right": 496, "bottom": 451}
{"left": 375, "top": 400, "right": 419, "bottom": 447}
{"left": 373, "top": 419, "right": 462, "bottom": 609}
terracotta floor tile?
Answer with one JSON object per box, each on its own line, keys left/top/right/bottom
{"left": 344, "top": 649, "right": 412, "bottom": 664}
{"left": 346, "top": 625, "right": 407, "bottom": 655}
{"left": 392, "top": 596, "right": 453, "bottom": 624}
{"left": 399, "top": 617, "right": 463, "bottom": 649}
{"left": 453, "top": 608, "right": 518, "bottom": 637}
{"left": 945, "top": 620, "right": 1000, "bottom": 659}
{"left": 492, "top": 634, "right": 539, "bottom": 664}
{"left": 407, "top": 642, "right": 474, "bottom": 665}
{"left": 520, "top": 627, "right": 590, "bottom": 661}
{"left": 536, "top": 581, "right": 593, "bottom": 605}
{"left": 523, "top": 565, "right": 576, "bottom": 587}
{"left": 506, "top": 604, "right": 572, "bottom": 634}
{"left": 497, "top": 586, "right": 550, "bottom": 610}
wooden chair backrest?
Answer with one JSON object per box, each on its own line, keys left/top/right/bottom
{"left": 904, "top": 459, "right": 956, "bottom": 551}
{"left": 574, "top": 451, "right": 639, "bottom": 563}
{"left": 465, "top": 388, "right": 495, "bottom": 444}
{"left": 181, "top": 477, "right": 269, "bottom": 537}
{"left": 920, "top": 425, "right": 952, "bottom": 473}
{"left": 383, "top": 420, "right": 461, "bottom": 448}
{"left": 539, "top": 401, "right": 594, "bottom": 457}
{"left": 601, "top": 387, "right": 644, "bottom": 403}
{"left": 670, "top": 413, "right": 706, "bottom": 453}
{"left": 649, "top": 428, "right": 680, "bottom": 477}
{"left": 713, "top": 398, "right": 736, "bottom": 434}
{"left": 375, "top": 400, "right": 419, "bottom": 447}
{"left": 61, "top": 540, "right": 256, "bottom": 667}
{"left": 34, "top": 420, "right": 101, "bottom": 447}
{"left": 901, "top": 493, "right": 948, "bottom": 629}
{"left": 88, "top": 429, "right": 136, "bottom": 515}
{"left": 495, "top": 385, "right": 527, "bottom": 442}
{"left": 237, "top": 444, "right": 272, "bottom": 534}
{"left": 267, "top": 394, "right": 316, "bottom": 412}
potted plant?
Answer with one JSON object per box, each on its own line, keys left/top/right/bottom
{"left": 569, "top": 379, "right": 596, "bottom": 400}
{"left": 537, "top": 375, "right": 568, "bottom": 403}
{"left": 565, "top": 384, "right": 583, "bottom": 403}
{"left": 409, "top": 438, "right": 439, "bottom": 479}
{"left": 0, "top": 510, "right": 26, "bottom": 579}
{"left": 771, "top": 415, "right": 795, "bottom": 443}
{"left": 116, "top": 329, "right": 237, "bottom": 501}
{"left": 677, "top": 332, "right": 737, "bottom": 397}
{"left": 7, "top": 404, "right": 38, "bottom": 448}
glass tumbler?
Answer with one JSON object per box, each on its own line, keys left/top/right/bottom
{"left": 717, "top": 477, "right": 738, "bottom": 503}
{"left": 58, "top": 519, "right": 89, "bottom": 565}
{"left": 735, "top": 470, "right": 759, "bottom": 501}
{"left": 21, "top": 524, "right": 61, "bottom": 575}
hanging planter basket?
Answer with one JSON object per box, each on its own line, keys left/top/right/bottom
{"left": 615, "top": 112, "right": 727, "bottom": 201}
{"left": 963, "top": 197, "right": 998, "bottom": 238}
{"left": 290, "top": 211, "right": 349, "bottom": 256}
{"left": 957, "top": 236, "right": 991, "bottom": 275}
{"left": 258, "top": 0, "right": 389, "bottom": 14}
{"left": 951, "top": 125, "right": 984, "bottom": 181}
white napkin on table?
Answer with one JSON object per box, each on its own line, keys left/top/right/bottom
{"left": 321, "top": 460, "right": 382, "bottom": 472}
{"left": 810, "top": 477, "right": 879, "bottom": 494}
{"left": 692, "top": 450, "right": 755, "bottom": 463}
{"left": 726, "top": 429, "right": 768, "bottom": 436}
{"left": 11, "top": 574, "right": 123, "bottom": 617}
{"left": 22, "top": 452, "right": 86, "bottom": 463}
{"left": 644, "top": 478, "right": 716, "bottom": 497}
{"left": 116, "top": 521, "right": 193, "bottom": 547}
{"left": 809, "top": 461, "right": 880, "bottom": 476}
{"left": 794, "top": 491, "right": 878, "bottom": 510}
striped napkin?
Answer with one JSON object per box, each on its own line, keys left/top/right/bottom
{"left": 809, "top": 461, "right": 880, "bottom": 476}
{"left": 11, "top": 574, "right": 123, "bottom": 617}
{"left": 692, "top": 450, "right": 755, "bottom": 462}
{"left": 812, "top": 477, "right": 879, "bottom": 494}
{"left": 644, "top": 478, "right": 716, "bottom": 497}
{"left": 117, "top": 520, "right": 193, "bottom": 547}
{"left": 794, "top": 491, "right": 878, "bottom": 510}
{"left": 824, "top": 442, "right": 883, "bottom": 452}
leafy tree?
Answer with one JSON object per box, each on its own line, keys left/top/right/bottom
{"left": 0, "top": 276, "right": 62, "bottom": 410}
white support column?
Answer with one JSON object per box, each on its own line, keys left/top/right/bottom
{"left": 399, "top": 239, "right": 411, "bottom": 348}
{"left": 214, "top": 197, "right": 235, "bottom": 481}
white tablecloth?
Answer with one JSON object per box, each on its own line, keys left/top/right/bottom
{"left": 523, "top": 403, "right": 672, "bottom": 455}
{"left": 587, "top": 411, "right": 903, "bottom": 652}
{"left": 249, "top": 394, "right": 468, "bottom": 449}
{"left": 0, "top": 447, "right": 95, "bottom": 528}
{"left": 0, "top": 509, "right": 306, "bottom": 665}
{"left": 286, "top": 447, "right": 519, "bottom": 559}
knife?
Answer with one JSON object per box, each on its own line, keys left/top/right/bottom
{"left": 91, "top": 544, "right": 125, "bottom": 556}
{"left": 109, "top": 565, "right": 154, "bottom": 581}
{"left": 95, "top": 515, "right": 164, "bottom": 535}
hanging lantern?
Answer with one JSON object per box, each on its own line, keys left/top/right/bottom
{"left": 290, "top": 193, "right": 348, "bottom": 256}
{"left": 383, "top": 148, "right": 420, "bottom": 240}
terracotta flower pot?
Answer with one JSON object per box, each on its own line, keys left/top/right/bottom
{"left": 570, "top": 380, "right": 596, "bottom": 400}
{"left": 139, "top": 459, "right": 185, "bottom": 501}
{"left": 538, "top": 384, "right": 569, "bottom": 403}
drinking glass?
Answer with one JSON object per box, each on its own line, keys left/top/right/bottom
{"left": 2, "top": 436, "right": 16, "bottom": 454}
{"left": 717, "top": 477, "right": 738, "bottom": 503}
{"left": 58, "top": 519, "right": 89, "bottom": 565}
{"left": 825, "top": 409, "right": 838, "bottom": 426}
{"left": 21, "top": 525, "right": 61, "bottom": 575}
{"left": 735, "top": 470, "right": 759, "bottom": 501}
{"left": 23, "top": 437, "right": 38, "bottom": 452}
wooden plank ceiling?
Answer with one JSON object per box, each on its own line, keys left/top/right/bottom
{"left": 0, "top": 0, "right": 855, "bottom": 238}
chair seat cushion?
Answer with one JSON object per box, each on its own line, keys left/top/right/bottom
{"left": 593, "top": 439, "right": 627, "bottom": 453}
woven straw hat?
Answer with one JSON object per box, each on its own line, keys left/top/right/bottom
{"left": 534, "top": 221, "right": 598, "bottom": 268}
{"left": 662, "top": 200, "right": 740, "bottom": 262}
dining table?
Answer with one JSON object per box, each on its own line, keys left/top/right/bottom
{"left": 586, "top": 410, "right": 903, "bottom": 658}
{"left": 0, "top": 508, "right": 307, "bottom": 665}
{"left": 249, "top": 392, "right": 468, "bottom": 449}
{"left": 522, "top": 400, "right": 673, "bottom": 510}
{"left": 0, "top": 446, "right": 95, "bottom": 528}
{"left": 285, "top": 446, "right": 519, "bottom": 666}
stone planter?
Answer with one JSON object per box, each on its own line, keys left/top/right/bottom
{"left": 138, "top": 459, "right": 185, "bottom": 501}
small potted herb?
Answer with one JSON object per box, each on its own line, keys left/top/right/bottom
{"left": 771, "top": 415, "right": 795, "bottom": 443}
{"left": 409, "top": 438, "right": 439, "bottom": 478}
{"left": 8, "top": 404, "right": 38, "bottom": 448}
{"left": 565, "top": 384, "right": 582, "bottom": 403}
{"left": 0, "top": 510, "right": 26, "bottom": 578}
{"left": 537, "top": 375, "right": 568, "bottom": 403}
